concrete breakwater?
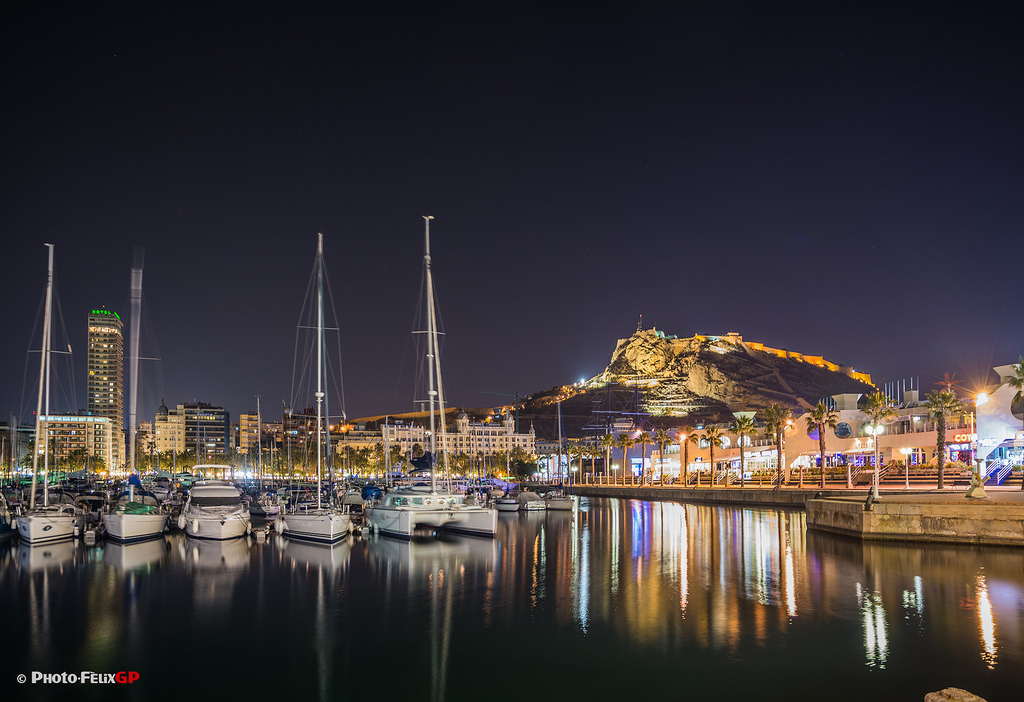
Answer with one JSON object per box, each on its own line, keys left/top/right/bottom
{"left": 572, "top": 485, "right": 1024, "bottom": 547}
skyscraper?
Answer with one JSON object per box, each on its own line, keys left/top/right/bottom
{"left": 87, "top": 308, "right": 124, "bottom": 467}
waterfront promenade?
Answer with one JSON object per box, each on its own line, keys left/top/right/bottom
{"left": 573, "top": 483, "right": 1024, "bottom": 547}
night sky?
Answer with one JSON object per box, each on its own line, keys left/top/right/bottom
{"left": 3, "top": 1, "right": 1022, "bottom": 428}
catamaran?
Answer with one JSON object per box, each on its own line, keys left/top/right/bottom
{"left": 364, "top": 217, "right": 497, "bottom": 539}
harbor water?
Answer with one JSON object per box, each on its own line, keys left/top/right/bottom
{"left": 3, "top": 496, "right": 1022, "bottom": 701}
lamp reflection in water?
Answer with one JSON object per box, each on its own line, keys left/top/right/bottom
{"left": 976, "top": 570, "right": 997, "bottom": 669}
{"left": 857, "top": 582, "right": 889, "bottom": 668}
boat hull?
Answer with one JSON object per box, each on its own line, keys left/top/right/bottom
{"left": 102, "top": 512, "right": 168, "bottom": 543}
{"left": 183, "top": 513, "right": 250, "bottom": 540}
{"left": 544, "top": 496, "right": 575, "bottom": 511}
{"left": 16, "top": 508, "right": 81, "bottom": 544}
{"left": 364, "top": 505, "right": 454, "bottom": 539}
{"left": 445, "top": 507, "right": 498, "bottom": 537}
{"left": 495, "top": 500, "right": 520, "bottom": 512}
{"left": 276, "top": 509, "right": 351, "bottom": 544}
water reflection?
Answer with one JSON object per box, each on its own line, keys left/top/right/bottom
{"left": 2, "top": 499, "right": 1023, "bottom": 700}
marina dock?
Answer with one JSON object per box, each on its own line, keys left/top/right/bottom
{"left": 574, "top": 485, "right": 1024, "bottom": 547}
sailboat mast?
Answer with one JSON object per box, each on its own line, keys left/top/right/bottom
{"left": 128, "top": 249, "right": 144, "bottom": 475}
{"left": 315, "top": 233, "right": 325, "bottom": 510}
{"left": 423, "top": 216, "right": 438, "bottom": 493}
{"left": 29, "top": 243, "right": 54, "bottom": 510}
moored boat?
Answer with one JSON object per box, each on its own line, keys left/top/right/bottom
{"left": 178, "top": 481, "right": 251, "bottom": 540}
{"left": 102, "top": 488, "right": 168, "bottom": 543}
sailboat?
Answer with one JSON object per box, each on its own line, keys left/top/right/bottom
{"left": 544, "top": 401, "right": 575, "bottom": 511}
{"left": 17, "top": 244, "right": 84, "bottom": 545}
{"left": 274, "top": 234, "right": 351, "bottom": 544}
{"left": 102, "top": 250, "right": 168, "bottom": 542}
{"left": 364, "top": 217, "right": 497, "bottom": 538}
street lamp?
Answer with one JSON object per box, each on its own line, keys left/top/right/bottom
{"left": 900, "top": 447, "right": 912, "bottom": 490}
{"left": 865, "top": 424, "right": 884, "bottom": 499}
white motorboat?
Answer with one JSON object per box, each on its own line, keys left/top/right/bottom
{"left": 102, "top": 488, "right": 167, "bottom": 543}
{"left": 178, "top": 481, "right": 251, "bottom": 540}
{"left": 495, "top": 495, "right": 520, "bottom": 512}
{"left": 543, "top": 492, "right": 576, "bottom": 511}
{"left": 277, "top": 506, "right": 350, "bottom": 544}
{"left": 517, "top": 491, "right": 547, "bottom": 512}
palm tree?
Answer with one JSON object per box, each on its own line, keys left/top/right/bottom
{"left": 934, "top": 371, "right": 965, "bottom": 393}
{"left": 762, "top": 403, "right": 793, "bottom": 487}
{"left": 635, "top": 430, "right": 653, "bottom": 484}
{"left": 679, "top": 424, "right": 696, "bottom": 485}
{"left": 805, "top": 401, "right": 839, "bottom": 489}
{"left": 654, "top": 428, "right": 673, "bottom": 484}
{"left": 924, "top": 389, "right": 966, "bottom": 490}
{"left": 861, "top": 391, "right": 899, "bottom": 495}
{"left": 615, "top": 433, "right": 634, "bottom": 484}
{"left": 700, "top": 425, "right": 725, "bottom": 486}
{"left": 729, "top": 413, "right": 757, "bottom": 487}
{"left": 599, "top": 433, "right": 616, "bottom": 478}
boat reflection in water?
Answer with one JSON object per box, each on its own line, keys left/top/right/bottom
{"left": 15, "top": 540, "right": 78, "bottom": 573}
{"left": 104, "top": 537, "right": 168, "bottom": 572}
{"left": 2, "top": 497, "right": 1023, "bottom": 700}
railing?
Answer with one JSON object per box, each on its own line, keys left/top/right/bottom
{"left": 984, "top": 459, "right": 1013, "bottom": 486}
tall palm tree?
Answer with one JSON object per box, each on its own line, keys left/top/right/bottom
{"left": 729, "top": 413, "right": 757, "bottom": 487}
{"left": 762, "top": 403, "right": 793, "bottom": 487}
{"left": 700, "top": 425, "right": 725, "bottom": 486}
{"left": 805, "top": 401, "right": 839, "bottom": 489}
{"left": 654, "top": 428, "right": 672, "bottom": 483}
{"left": 934, "top": 371, "right": 965, "bottom": 393}
{"left": 861, "top": 391, "right": 899, "bottom": 494}
{"left": 679, "top": 424, "right": 696, "bottom": 485}
{"left": 924, "top": 389, "right": 966, "bottom": 490}
{"left": 635, "top": 430, "right": 653, "bottom": 484}
{"left": 600, "top": 433, "right": 616, "bottom": 478}
{"left": 615, "top": 433, "right": 635, "bottom": 484}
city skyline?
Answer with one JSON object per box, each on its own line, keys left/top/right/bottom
{"left": 3, "top": 3, "right": 1021, "bottom": 425}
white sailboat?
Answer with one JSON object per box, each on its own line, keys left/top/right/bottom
{"left": 103, "top": 250, "right": 168, "bottom": 542}
{"left": 274, "top": 234, "right": 351, "bottom": 544}
{"left": 17, "top": 244, "right": 83, "bottom": 545}
{"left": 365, "top": 217, "right": 497, "bottom": 539}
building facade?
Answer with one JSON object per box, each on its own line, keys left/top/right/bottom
{"left": 86, "top": 308, "right": 124, "bottom": 467}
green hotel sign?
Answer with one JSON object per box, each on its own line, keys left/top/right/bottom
{"left": 91, "top": 309, "right": 121, "bottom": 320}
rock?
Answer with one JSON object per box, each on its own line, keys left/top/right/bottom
{"left": 923, "top": 687, "right": 987, "bottom": 702}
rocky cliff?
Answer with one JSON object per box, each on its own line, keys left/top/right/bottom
{"left": 521, "top": 329, "right": 875, "bottom": 436}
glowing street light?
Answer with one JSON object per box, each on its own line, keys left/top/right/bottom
{"left": 900, "top": 447, "right": 912, "bottom": 490}
{"left": 864, "top": 424, "right": 884, "bottom": 499}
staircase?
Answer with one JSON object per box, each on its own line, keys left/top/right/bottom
{"left": 984, "top": 459, "right": 1013, "bottom": 486}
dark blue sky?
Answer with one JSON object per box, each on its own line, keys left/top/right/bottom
{"left": 3, "top": 1, "right": 1022, "bottom": 426}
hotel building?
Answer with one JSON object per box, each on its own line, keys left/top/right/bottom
{"left": 86, "top": 308, "right": 124, "bottom": 467}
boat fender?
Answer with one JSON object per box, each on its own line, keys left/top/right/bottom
{"left": 177, "top": 514, "right": 186, "bottom": 530}
{"left": 276, "top": 517, "right": 287, "bottom": 533}
{"left": 192, "top": 518, "right": 200, "bottom": 533}
{"left": 74, "top": 525, "right": 80, "bottom": 538}
{"left": 245, "top": 522, "right": 251, "bottom": 535}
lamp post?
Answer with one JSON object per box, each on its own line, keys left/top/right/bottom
{"left": 900, "top": 447, "right": 912, "bottom": 490}
{"left": 865, "top": 424, "right": 884, "bottom": 499}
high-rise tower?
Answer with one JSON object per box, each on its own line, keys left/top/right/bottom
{"left": 87, "top": 308, "right": 124, "bottom": 467}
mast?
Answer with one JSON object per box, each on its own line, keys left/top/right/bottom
{"left": 256, "top": 394, "right": 262, "bottom": 487}
{"left": 423, "top": 216, "right": 438, "bottom": 493}
{"left": 315, "top": 233, "right": 325, "bottom": 510}
{"left": 29, "top": 243, "right": 54, "bottom": 510}
{"left": 128, "top": 248, "right": 144, "bottom": 476}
